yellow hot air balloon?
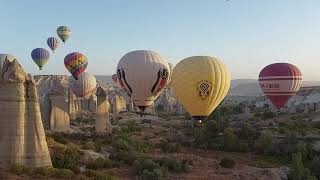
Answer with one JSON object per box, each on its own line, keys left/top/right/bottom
{"left": 171, "top": 56, "right": 230, "bottom": 124}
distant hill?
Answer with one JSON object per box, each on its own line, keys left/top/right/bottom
{"left": 94, "top": 75, "right": 320, "bottom": 97}
{"left": 95, "top": 75, "right": 114, "bottom": 85}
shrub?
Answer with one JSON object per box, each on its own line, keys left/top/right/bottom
{"left": 158, "top": 157, "right": 192, "bottom": 173}
{"left": 141, "top": 169, "right": 163, "bottom": 180}
{"left": 255, "top": 131, "right": 273, "bottom": 155}
{"left": 238, "top": 124, "right": 257, "bottom": 140}
{"left": 158, "top": 140, "right": 181, "bottom": 153}
{"left": 110, "top": 150, "right": 137, "bottom": 165}
{"left": 83, "top": 170, "right": 116, "bottom": 180}
{"left": 54, "top": 168, "right": 75, "bottom": 178}
{"left": 86, "top": 157, "right": 106, "bottom": 170}
{"left": 133, "top": 159, "right": 164, "bottom": 180}
{"left": 310, "top": 156, "right": 320, "bottom": 179}
{"left": 289, "top": 152, "right": 316, "bottom": 180}
{"left": 112, "top": 138, "right": 132, "bottom": 151}
{"left": 51, "top": 145, "right": 81, "bottom": 169}
{"left": 50, "top": 132, "right": 68, "bottom": 144}
{"left": 261, "top": 111, "right": 275, "bottom": 120}
{"left": 10, "top": 164, "right": 29, "bottom": 175}
{"left": 82, "top": 141, "right": 96, "bottom": 150}
{"left": 223, "top": 128, "right": 239, "bottom": 151}
{"left": 122, "top": 121, "right": 142, "bottom": 133}
{"left": 220, "top": 158, "right": 236, "bottom": 168}
{"left": 32, "top": 166, "right": 56, "bottom": 176}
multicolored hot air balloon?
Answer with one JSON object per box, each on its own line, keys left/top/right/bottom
{"left": 70, "top": 72, "right": 97, "bottom": 98}
{"left": 31, "top": 48, "right": 50, "bottom": 70}
{"left": 117, "top": 50, "right": 170, "bottom": 112}
{"left": 64, "top": 52, "right": 88, "bottom": 80}
{"left": 171, "top": 56, "right": 230, "bottom": 125}
{"left": 57, "top": 26, "right": 71, "bottom": 43}
{"left": 47, "top": 37, "right": 60, "bottom": 52}
{"left": 259, "top": 63, "right": 302, "bottom": 109}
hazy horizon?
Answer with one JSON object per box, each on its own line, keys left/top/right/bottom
{"left": 1, "top": 1, "right": 320, "bottom": 80}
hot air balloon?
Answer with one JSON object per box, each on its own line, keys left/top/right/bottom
{"left": 47, "top": 37, "right": 60, "bottom": 52}
{"left": 64, "top": 52, "right": 88, "bottom": 80}
{"left": 31, "top": 48, "right": 50, "bottom": 70}
{"left": 117, "top": 50, "right": 170, "bottom": 112}
{"left": 70, "top": 72, "right": 97, "bottom": 98}
{"left": 171, "top": 56, "right": 230, "bottom": 125}
{"left": 57, "top": 26, "right": 71, "bottom": 43}
{"left": 258, "top": 63, "right": 302, "bottom": 109}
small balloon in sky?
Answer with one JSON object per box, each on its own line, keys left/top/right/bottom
{"left": 57, "top": 26, "right": 71, "bottom": 43}
{"left": 31, "top": 48, "right": 50, "bottom": 70}
{"left": 47, "top": 37, "right": 60, "bottom": 52}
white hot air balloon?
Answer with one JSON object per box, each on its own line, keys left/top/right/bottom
{"left": 117, "top": 50, "right": 170, "bottom": 112}
{"left": 70, "top": 72, "right": 97, "bottom": 98}
{"left": 0, "top": 54, "right": 16, "bottom": 71}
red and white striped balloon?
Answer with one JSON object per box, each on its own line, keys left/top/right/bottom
{"left": 258, "top": 63, "right": 302, "bottom": 109}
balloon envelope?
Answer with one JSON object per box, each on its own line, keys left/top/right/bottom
{"left": 171, "top": 56, "right": 230, "bottom": 121}
{"left": 57, "top": 26, "right": 71, "bottom": 43}
{"left": 64, "top": 52, "right": 88, "bottom": 80}
{"left": 31, "top": 48, "right": 50, "bottom": 70}
{"left": 47, "top": 37, "right": 60, "bottom": 52}
{"left": 117, "top": 50, "right": 170, "bottom": 111}
{"left": 258, "top": 63, "right": 302, "bottom": 109}
{"left": 70, "top": 72, "right": 97, "bottom": 98}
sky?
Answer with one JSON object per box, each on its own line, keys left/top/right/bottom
{"left": 0, "top": 0, "right": 320, "bottom": 80}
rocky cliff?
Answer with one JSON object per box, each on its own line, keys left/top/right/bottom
{"left": 0, "top": 59, "right": 52, "bottom": 168}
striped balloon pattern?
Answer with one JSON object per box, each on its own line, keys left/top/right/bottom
{"left": 47, "top": 37, "right": 60, "bottom": 52}
{"left": 259, "top": 63, "right": 302, "bottom": 109}
{"left": 57, "top": 26, "right": 71, "bottom": 43}
{"left": 31, "top": 48, "right": 50, "bottom": 70}
{"left": 70, "top": 72, "right": 97, "bottom": 98}
{"left": 64, "top": 52, "right": 88, "bottom": 80}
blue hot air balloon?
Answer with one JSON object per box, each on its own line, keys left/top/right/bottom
{"left": 47, "top": 37, "right": 60, "bottom": 52}
{"left": 31, "top": 48, "right": 50, "bottom": 70}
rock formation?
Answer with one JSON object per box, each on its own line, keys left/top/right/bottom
{"left": 112, "top": 95, "right": 127, "bottom": 113}
{"left": 95, "top": 87, "right": 111, "bottom": 134}
{"left": 0, "top": 59, "right": 52, "bottom": 168}
{"left": 49, "top": 81, "right": 70, "bottom": 132}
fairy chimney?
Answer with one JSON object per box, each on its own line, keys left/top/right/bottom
{"left": 95, "top": 87, "right": 111, "bottom": 134}
{"left": 0, "top": 59, "right": 52, "bottom": 168}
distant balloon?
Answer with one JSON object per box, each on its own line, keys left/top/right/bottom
{"left": 31, "top": 48, "right": 50, "bottom": 70}
{"left": 117, "top": 50, "right": 170, "bottom": 112}
{"left": 57, "top": 26, "right": 71, "bottom": 43}
{"left": 70, "top": 72, "right": 97, "bottom": 98}
{"left": 64, "top": 52, "right": 88, "bottom": 80}
{"left": 47, "top": 37, "right": 60, "bottom": 52}
{"left": 259, "top": 63, "right": 302, "bottom": 109}
{"left": 171, "top": 56, "right": 230, "bottom": 124}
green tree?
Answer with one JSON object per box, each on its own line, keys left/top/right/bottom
{"left": 223, "top": 128, "right": 239, "bottom": 151}
{"left": 254, "top": 131, "right": 273, "bottom": 155}
{"left": 289, "top": 152, "right": 317, "bottom": 180}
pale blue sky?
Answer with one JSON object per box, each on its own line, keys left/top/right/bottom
{"left": 0, "top": 0, "right": 320, "bottom": 80}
